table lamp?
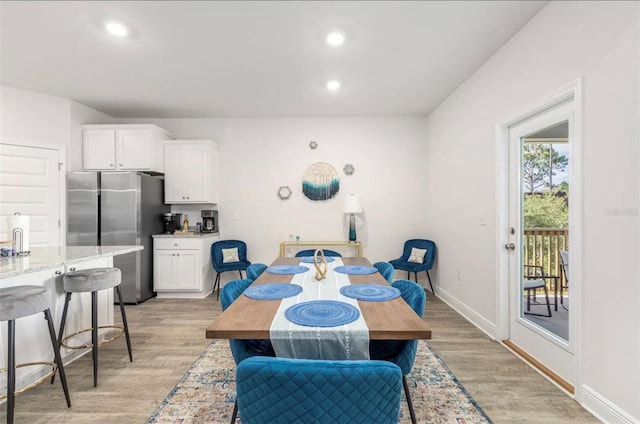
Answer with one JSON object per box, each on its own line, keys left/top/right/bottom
{"left": 344, "top": 193, "right": 363, "bottom": 242}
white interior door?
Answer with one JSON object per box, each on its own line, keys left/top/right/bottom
{"left": 506, "top": 101, "right": 576, "bottom": 388}
{"left": 0, "top": 142, "right": 65, "bottom": 247}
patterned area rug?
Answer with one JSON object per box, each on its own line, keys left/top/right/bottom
{"left": 147, "top": 340, "right": 493, "bottom": 423}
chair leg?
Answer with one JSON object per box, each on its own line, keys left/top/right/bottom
{"left": 426, "top": 271, "right": 435, "bottom": 296}
{"left": 92, "top": 290, "right": 98, "bottom": 387}
{"left": 238, "top": 270, "right": 243, "bottom": 279}
{"left": 44, "top": 308, "right": 71, "bottom": 407}
{"left": 543, "top": 285, "right": 552, "bottom": 318}
{"left": 230, "top": 399, "right": 238, "bottom": 423}
{"left": 407, "top": 271, "right": 411, "bottom": 280}
{"left": 214, "top": 273, "right": 221, "bottom": 300}
{"left": 116, "top": 286, "right": 133, "bottom": 362}
{"left": 402, "top": 375, "right": 417, "bottom": 424}
{"left": 51, "top": 292, "right": 72, "bottom": 384}
{"left": 7, "top": 319, "right": 15, "bottom": 424}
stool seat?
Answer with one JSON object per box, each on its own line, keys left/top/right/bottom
{"left": 63, "top": 268, "right": 121, "bottom": 293}
{"left": 0, "top": 285, "right": 49, "bottom": 321}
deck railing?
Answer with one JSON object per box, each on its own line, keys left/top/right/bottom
{"left": 523, "top": 228, "right": 569, "bottom": 289}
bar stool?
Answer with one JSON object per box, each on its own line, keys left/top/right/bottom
{"left": 56, "top": 268, "right": 132, "bottom": 387}
{"left": 0, "top": 285, "right": 71, "bottom": 424}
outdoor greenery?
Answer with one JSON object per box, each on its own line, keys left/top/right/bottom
{"left": 523, "top": 143, "right": 569, "bottom": 228}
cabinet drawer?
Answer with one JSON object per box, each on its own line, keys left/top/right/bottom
{"left": 154, "top": 237, "right": 202, "bottom": 250}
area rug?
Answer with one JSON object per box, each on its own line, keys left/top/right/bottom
{"left": 147, "top": 340, "right": 493, "bottom": 424}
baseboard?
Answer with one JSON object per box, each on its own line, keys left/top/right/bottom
{"left": 581, "top": 385, "right": 639, "bottom": 424}
{"left": 435, "top": 287, "right": 497, "bottom": 340}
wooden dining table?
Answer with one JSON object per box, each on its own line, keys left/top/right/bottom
{"left": 205, "top": 257, "right": 432, "bottom": 341}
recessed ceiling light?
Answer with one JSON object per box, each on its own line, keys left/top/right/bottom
{"left": 105, "top": 21, "right": 128, "bottom": 38}
{"left": 326, "top": 31, "right": 345, "bottom": 47}
{"left": 326, "top": 80, "right": 341, "bottom": 91}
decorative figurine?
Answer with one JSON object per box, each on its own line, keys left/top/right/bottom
{"left": 313, "top": 248, "right": 328, "bottom": 281}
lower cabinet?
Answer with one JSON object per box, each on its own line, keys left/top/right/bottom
{"left": 153, "top": 234, "right": 219, "bottom": 298}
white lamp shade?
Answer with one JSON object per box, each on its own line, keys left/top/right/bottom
{"left": 344, "top": 193, "right": 363, "bottom": 214}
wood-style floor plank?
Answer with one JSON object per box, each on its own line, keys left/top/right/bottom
{"left": 0, "top": 293, "right": 599, "bottom": 423}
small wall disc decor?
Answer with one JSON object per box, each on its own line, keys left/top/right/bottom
{"left": 302, "top": 162, "right": 340, "bottom": 201}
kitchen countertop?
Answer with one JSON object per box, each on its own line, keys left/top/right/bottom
{"left": 152, "top": 233, "right": 219, "bottom": 238}
{"left": 0, "top": 245, "right": 143, "bottom": 279}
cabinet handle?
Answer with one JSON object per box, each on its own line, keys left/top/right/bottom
{"left": 186, "top": 196, "right": 190, "bottom": 199}
{"left": 119, "top": 163, "right": 123, "bottom": 166}
{"left": 174, "top": 243, "right": 178, "bottom": 247}
{"left": 69, "top": 267, "right": 76, "bottom": 272}
{"left": 55, "top": 270, "right": 62, "bottom": 275}
{"left": 110, "top": 164, "right": 114, "bottom": 167}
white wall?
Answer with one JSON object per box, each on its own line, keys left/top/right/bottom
{"left": 423, "top": 1, "right": 639, "bottom": 421}
{"left": 122, "top": 117, "right": 431, "bottom": 275}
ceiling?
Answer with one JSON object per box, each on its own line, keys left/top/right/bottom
{"left": 0, "top": 1, "right": 547, "bottom": 119}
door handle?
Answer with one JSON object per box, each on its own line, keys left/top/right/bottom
{"left": 504, "top": 243, "right": 516, "bottom": 251}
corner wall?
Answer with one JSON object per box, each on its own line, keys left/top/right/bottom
{"left": 422, "top": 1, "right": 639, "bottom": 421}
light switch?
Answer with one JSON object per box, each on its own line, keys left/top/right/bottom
{"left": 479, "top": 212, "right": 487, "bottom": 226}
{"left": 233, "top": 211, "right": 240, "bottom": 220}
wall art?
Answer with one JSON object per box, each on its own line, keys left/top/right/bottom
{"left": 302, "top": 162, "right": 340, "bottom": 201}
{"left": 343, "top": 164, "right": 355, "bottom": 176}
{"left": 277, "top": 186, "right": 292, "bottom": 200}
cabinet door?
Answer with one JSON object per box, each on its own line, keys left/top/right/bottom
{"left": 174, "top": 250, "right": 200, "bottom": 290}
{"left": 154, "top": 250, "right": 176, "bottom": 290}
{"left": 84, "top": 130, "right": 116, "bottom": 170}
{"left": 118, "top": 129, "right": 152, "bottom": 170}
{"left": 183, "top": 144, "right": 209, "bottom": 202}
{"left": 164, "top": 144, "right": 185, "bottom": 203}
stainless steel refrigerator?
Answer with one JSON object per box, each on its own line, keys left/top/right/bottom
{"left": 67, "top": 172, "right": 169, "bottom": 303}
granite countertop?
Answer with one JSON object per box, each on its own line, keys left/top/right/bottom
{"left": 152, "top": 233, "right": 219, "bottom": 238}
{"left": 0, "top": 245, "right": 143, "bottom": 279}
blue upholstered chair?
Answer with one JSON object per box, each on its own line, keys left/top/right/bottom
{"left": 389, "top": 239, "right": 437, "bottom": 295}
{"left": 220, "top": 278, "right": 275, "bottom": 423}
{"left": 373, "top": 261, "right": 394, "bottom": 283}
{"left": 370, "top": 279, "right": 426, "bottom": 424}
{"left": 246, "top": 263, "right": 268, "bottom": 282}
{"left": 294, "top": 249, "right": 342, "bottom": 257}
{"left": 211, "top": 240, "right": 251, "bottom": 300}
{"left": 236, "top": 356, "right": 402, "bottom": 424}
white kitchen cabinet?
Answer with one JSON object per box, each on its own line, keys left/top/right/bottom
{"left": 153, "top": 234, "right": 219, "bottom": 298}
{"left": 83, "top": 124, "right": 174, "bottom": 173}
{"left": 164, "top": 140, "right": 218, "bottom": 204}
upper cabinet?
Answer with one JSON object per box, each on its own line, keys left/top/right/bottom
{"left": 164, "top": 140, "right": 218, "bottom": 204}
{"left": 83, "top": 124, "right": 174, "bottom": 173}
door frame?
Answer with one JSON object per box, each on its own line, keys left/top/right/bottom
{"left": 494, "top": 78, "right": 584, "bottom": 399}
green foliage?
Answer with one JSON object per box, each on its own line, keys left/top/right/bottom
{"left": 523, "top": 191, "right": 568, "bottom": 228}
{"left": 522, "top": 144, "right": 568, "bottom": 194}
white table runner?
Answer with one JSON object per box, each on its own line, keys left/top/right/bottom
{"left": 269, "top": 258, "right": 370, "bottom": 360}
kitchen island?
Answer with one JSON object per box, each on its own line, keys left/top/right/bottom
{"left": 0, "top": 245, "right": 143, "bottom": 393}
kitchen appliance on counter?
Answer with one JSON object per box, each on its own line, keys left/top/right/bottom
{"left": 161, "top": 212, "right": 182, "bottom": 234}
{"left": 67, "top": 172, "right": 170, "bottom": 304}
{"left": 201, "top": 209, "right": 218, "bottom": 233}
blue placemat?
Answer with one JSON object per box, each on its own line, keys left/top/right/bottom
{"left": 333, "top": 265, "right": 378, "bottom": 275}
{"left": 266, "top": 265, "right": 309, "bottom": 275}
{"left": 340, "top": 284, "right": 401, "bottom": 302}
{"left": 285, "top": 300, "right": 360, "bottom": 327}
{"left": 298, "top": 256, "right": 336, "bottom": 263}
{"left": 244, "top": 283, "right": 303, "bottom": 300}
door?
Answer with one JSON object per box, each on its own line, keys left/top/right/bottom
{"left": 118, "top": 129, "right": 152, "bottom": 170}
{"left": 83, "top": 130, "right": 116, "bottom": 170}
{"left": 67, "top": 172, "right": 99, "bottom": 246}
{"left": 506, "top": 100, "right": 575, "bottom": 388}
{"left": 163, "top": 143, "right": 184, "bottom": 202}
{"left": 0, "top": 142, "right": 64, "bottom": 247}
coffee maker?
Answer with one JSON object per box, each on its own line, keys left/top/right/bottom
{"left": 161, "top": 212, "right": 182, "bottom": 234}
{"left": 201, "top": 210, "right": 218, "bottom": 233}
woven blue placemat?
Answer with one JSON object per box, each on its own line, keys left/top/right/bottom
{"left": 298, "top": 256, "right": 336, "bottom": 263}
{"left": 340, "top": 284, "right": 401, "bottom": 302}
{"left": 244, "top": 283, "right": 303, "bottom": 300}
{"left": 266, "top": 265, "right": 309, "bottom": 275}
{"left": 333, "top": 265, "right": 378, "bottom": 275}
{"left": 285, "top": 300, "right": 360, "bottom": 327}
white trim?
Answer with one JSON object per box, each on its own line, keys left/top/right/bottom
{"left": 436, "top": 287, "right": 497, "bottom": 341}
{"left": 581, "top": 385, "right": 639, "bottom": 424}
{"left": 494, "top": 77, "right": 583, "bottom": 394}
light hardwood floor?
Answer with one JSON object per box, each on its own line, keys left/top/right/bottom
{"left": 1, "top": 292, "right": 600, "bottom": 423}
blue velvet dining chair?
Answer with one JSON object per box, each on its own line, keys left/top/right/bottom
{"left": 369, "top": 279, "right": 426, "bottom": 424}
{"left": 236, "top": 356, "right": 402, "bottom": 424}
{"left": 373, "top": 261, "right": 394, "bottom": 283}
{"left": 246, "top": 263, "right": 268, "bottom": 281}
{"left": 220, "top": 278, "right": 275, "bottom": 424}
{"left": 211, "top": 240, "right": 252, "bottom": 300}
{"left": 389, "top": 239, "right": 437, "bottom": 295}
{"left": 294, "top": 249, "right": 342, "bottom": 257}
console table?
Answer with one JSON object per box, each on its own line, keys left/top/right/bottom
{"left": 279, "top": 240, "right": 363, "bottom": 257}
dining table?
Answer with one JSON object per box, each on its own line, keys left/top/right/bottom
{"left": 206, "top": 256, "right": 431, "bottom": 360}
